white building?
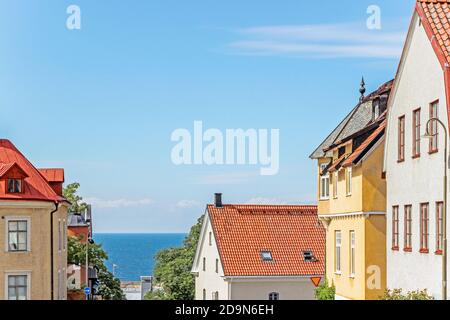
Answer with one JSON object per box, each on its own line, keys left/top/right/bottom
{"left": 384, "top": 0, "right": 450, "bottom": 299}
{"left": 191, "top": 194, "right": 325, "bottom": 300}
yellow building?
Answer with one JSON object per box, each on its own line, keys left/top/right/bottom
{"left": 0, "top": 139, "right": 69, "bottom": 300}
{"left": 310, "top": 80, "right": 391, "bottom": 300}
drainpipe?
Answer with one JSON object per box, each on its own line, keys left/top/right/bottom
{"left": 50, "top": 202, "right": 59, "bottom": 300}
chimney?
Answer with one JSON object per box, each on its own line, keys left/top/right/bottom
{"left": 214, "top": 193, "right": 223, "bottom": 208}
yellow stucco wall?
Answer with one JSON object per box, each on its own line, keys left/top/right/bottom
{"left": 362, "top": 142, "right": 386, "bottom": 213}
{"left": 0, "top": 201, "right": 68, "bottom": 300}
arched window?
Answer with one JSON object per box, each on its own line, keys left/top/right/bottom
{"left": 269, "top": 292, "right": 279, "bottom": 300}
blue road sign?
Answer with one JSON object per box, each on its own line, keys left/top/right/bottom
{"left": 84, "top": 287, "right": 91, "bottom": 296}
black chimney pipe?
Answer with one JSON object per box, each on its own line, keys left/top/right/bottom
{"left": 214, "top": 193, "right": 223, "bottom": 208}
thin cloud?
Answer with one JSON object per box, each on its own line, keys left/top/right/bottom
{"left": 246, "top": 197, "right": 287, "bottom": 205}
{"left": 84, "top": 197, "right": 154, "bottom": 209}
{"left": 176, "top": 200, "right": 201, "bottom": 209}
{"left": 195, "top": 171, "right": 257, "bottom": 185}
{"left": 227, "top": 22, "right": 406, "bottom": 59}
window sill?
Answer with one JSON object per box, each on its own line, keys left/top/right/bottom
{"left": 392, "top": 247, "right": 399, "bottom": 251}
{"left": 334, "top": 272, "right": 342, "bottom": 276}
{"left": 435, "top": 250, "right": 443, "bottom": 255}
{"left": 429, "top": 149, "right": 439, "bottom": 155}
{"left": 319, "top": 198, "right": 330, "bottom": 201}
{"left": 397, "top": 159, "right": 405, "bottom": 163}
{"left": 412, "top": 154, "right": 421, "bottom": 159}
{"left": 349, "top": 274, "right": 355, "bottom": 279}
{"left": 404, "top": 248, "right": 412, "bottom": 252}
{"left": 419, "top": 248, "right": 429, "bottom": 254}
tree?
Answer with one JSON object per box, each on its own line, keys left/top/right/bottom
{"left": 314, "top": 280, "right": 335, "bottom": 300}
{"left": 145, "top": 216, "right": 204, "bottom": 300}
{"left": 68, "top": 235, "right": 126, "bottom": 300}
{"left": 63, "top": 182, "right": 88, "bottom": 213}
{"left": 380, "top": 289, "right": 434, "bottom": 300}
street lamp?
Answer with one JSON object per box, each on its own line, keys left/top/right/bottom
{"left": 423, "top": 117, "right": 448, "bottom": 300}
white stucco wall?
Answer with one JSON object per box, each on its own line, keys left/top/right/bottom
{"left": 229, "top": 278, "right": 316, "bottom": 300}
{"left": 194, "top": 215, "right": 229, "bottom": 300}
{"left": 385, "top": 13, "right": 449, "bottom": 299}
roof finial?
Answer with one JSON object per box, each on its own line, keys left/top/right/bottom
{"left": 359, "top": 76, "right": 366, "bottom": 102}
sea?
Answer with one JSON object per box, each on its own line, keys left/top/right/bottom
{"left": 93, "top": 233, "right": 186, "bottom": 281}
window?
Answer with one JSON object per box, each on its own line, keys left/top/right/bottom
{"left": 392, "top": 206, "right": 399, "bottom": 250}
{"left": 7, "top": 179, "right": 22, "bottom": 193}
{"left": 404, "top": 206, "right": 412, "bottom": 251}
{"left": 58, "top": 220, "right": 62, "bottom": 251}
{"left": 212, "top": 291, "right": 219, "bottom": 300}
{"left": 420, "top": 203, "right": 429, "bottom": 253}
{"left": 373, "top": 100, "right": 380, "bottom": 120}
{"left": 302, "top": 250, "right": 315, "bottom": 262}
{"left": 261, "top": 251, "right": 273, "bottom": 261}
{"left": 269, "top": 292, "right": 279, "bottom": 301}
{"left": 320, "top": 164, "right": 330, "bottom": 200}
{"left": 346, "top": 167, "right": 352, "bottom": 196}
{"left": 202, "top": 257, "right": 206, "bottom": 271}
{"left": 7, "top": 275, "right": 28, "bottom": 300}
{"left": 350, "top": 231, "right": 355, "bottom": 277}
{"left": 335, "top": 231, "right": 341, "bottom": 273}
{"left": 398, "top": 116, "right": 405, "bottom": 162}
{"left": 413, "top": 109, "right": 421, "bottom": 157}
{"left": 333, "top": 172, "right": 338, "bottom": 198}
{"left": 8, "top": 220, "right": 28, "bottom": 252}
{"left": 436, "top": 202, "right": 444, "bottom": 254}
{"left": 215, "top": 259, "right": 219, "bottom": 273}
{"left": 429, "top": 101, "right": 439, "bottom": 153}
{"left": 203, "top": 289, "right": 206, "bottom": 300}
{"left": 209, "top": 232, "right": 212, "bottom": 246}
{"left": 63, "top": 220, "right": 67, "bottom": 251}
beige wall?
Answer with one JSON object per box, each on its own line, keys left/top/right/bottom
{"left": 0, "top": 201, "right": 68, "bottom": 300}
{"left": 229, "top": 278, "right": 316, "bottom": 300}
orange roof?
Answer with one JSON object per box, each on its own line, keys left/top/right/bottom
{"left": 342, "top": 121, "right": 386, "bottom": 167}
{"left": 207, "top": 204, "right": 325, "bottom": 277}
{"left": 417, "top": 0, "right": 450, "bottom": 65}
{"left": 0, "top": 139, "right": 65, "bottom": 202}
{"left": 328, "top": 154, "right": 347, "bottom": 173}
{"left": 39, "top": 169, "right": 65, "bottom": 183}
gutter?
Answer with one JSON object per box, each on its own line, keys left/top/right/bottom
{"left": 50, "top": 202, "right": 59, "bottom": 300}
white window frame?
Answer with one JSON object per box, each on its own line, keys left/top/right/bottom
{"left": 5, "top": 216, "right": 31, "bottom": 253}
{"left": 4, "top": 271, "right": 31, "bottom": 300}
{"left": 335, "top": 231, "right": 342, "bottom": 274}
{"left": 350, "top": 231, "right": 356, "bottom": 278}
{"left": 320, "top": 164, "right": 330, "bottom": 200}
{"left": 346, "top": 167, "right": 352, "bottom": 196}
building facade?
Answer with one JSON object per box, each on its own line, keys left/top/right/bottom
{"left": 310, "top": 81, "right": 391, "bottom": 300}
{"left": 384, "top": 0, "right": 450, "bottom": 299}
{"left": 192, "top": 195, "right": 325, "bottom": 300}
{"left": 0, "top": 139, "right": 68, "bottom": 300}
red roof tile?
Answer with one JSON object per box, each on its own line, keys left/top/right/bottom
{"left": 0, "top": 139, "right": 65, "bottom": 202}
{"left": 39, "top": 169, "right": 65, "bottom": 183}
{"left": 207, "top": 204, "right": 325, "bottom": 277}
{"left": 417, "top": 0, "right": 450, "bottom": 65}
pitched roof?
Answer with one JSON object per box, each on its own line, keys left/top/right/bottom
{"left": 417, "top": 0, "right": 450, "bottom": 64}
{"left": 310, "top": 80, "right": 393, "bottom": 159}
{"left": 0, "top": 139, "right": 65, "bottom": 202}
{"left": 206, "top": 204, "right": 325, "bottom": 277}
{"left": 39, "top": 168, "right": 65, "bottom": 183}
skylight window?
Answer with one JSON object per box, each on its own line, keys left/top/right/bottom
{"left": 261, "top": 251, "right": 273, "bottom": 262}
{"left": 302, "top": 251, "right": 316, "bottom": 262}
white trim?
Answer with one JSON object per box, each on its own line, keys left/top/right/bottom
{"left": 223, "top": 276, "right": 320, "bottom": 283}
{"left": 4, "top": 216, "right": 31, "bottom": 253}
{"left": 4, "top": 271, "right": 32, "bottom": 300}
{"left": 319, "top": 211, "right": 385, "bottom": 219}
{"left": 191, "top": 207, "right": 210, "bottom": 273}
{"left": 0, "top": 201, "right": 55, "bottom": 209}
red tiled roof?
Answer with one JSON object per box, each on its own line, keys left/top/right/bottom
{"left": 207, "top": 204, "right": 325, "bottom": 277}
{"left": 342, "top": 121, "right": 386, "bottom": 167}
{"left": 417, "top": 0, "right": 450, "bottom": 65}
{"left": 0, "top": 139, "right": 65, "bottom": 202}
{"left": 39, "top": 169, "right": 65, "bottom": 183}
{"left": 328, "top": 154, "right": 347, "bottom": 173}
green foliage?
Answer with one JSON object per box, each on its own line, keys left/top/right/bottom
{"left": 315, "top": 280, "right": 336, "bottom": 300}
{"left": 63, "top": 182, "right": 88, "bottom": 214}
{"left": 380, "top": 289, "right": 434, "bottom": 300}
{"left": 67, "top": 235, "right": 125, "bottom": 300}
{"left": 145, "top": 216, "right": 204, "bottom": 300}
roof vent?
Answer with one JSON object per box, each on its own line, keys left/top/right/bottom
{"left": 302, "top": 251, "right": 317, "bottom": 262}
{"left": 214, "top": 193, "right": 223, "bottom": 208}
{"left": 261, "top": 251, "right": 273, "bottom": 262}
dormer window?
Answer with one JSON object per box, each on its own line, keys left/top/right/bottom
{"left": 373, "top": 99, "right": 380, "bottom": 120}
{"left": 7, "top": 179, "right": 22, "bottom": 193}
{"left": 261, "top": 251, "right": 273, "bottom": 262}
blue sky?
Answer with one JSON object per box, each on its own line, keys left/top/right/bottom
{"left": 0, "top": 0, "right": 415, "bottom": 232}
